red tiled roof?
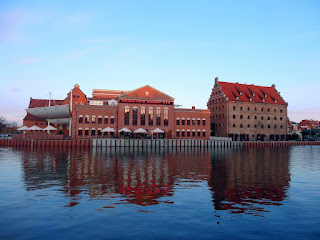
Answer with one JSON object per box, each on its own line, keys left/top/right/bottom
{"left": 118, "top": 85, "right": 174, "bottom": 101}
{"left": 218, "top": 82, "right": 287, "bottom": 105}
{"left": 28, "top": 98, "right": 64, "bottom": 108}
{"left": 92, "top": 89, "right": 129, "bottom": 100}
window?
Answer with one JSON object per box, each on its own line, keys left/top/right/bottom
{"left": 280, "top": 117, "right": 283, "bottom": 120}
{"left": 197, "top": 119, "right": 201, "bottom": 125}
{"left": 248, "top": 115, "right": 250, "bottom": 119}
{"left": 182, "top": 119, "right": 185, "bottom": 125}
{"left": 202, "top": 119, "right": 206, "bottom": 126}
{"left": 268, "top": 125, "right": 270, "bottom": 128}
{"left": 197, "top": 131, "right": 201, "bottom": 137}
{"left": 192, "top": 131, "right": 195, "bottom": 137}
{"left": 176, "top": 119, "right": 180, "bottom": 125}
{"left": 240, "top": 107, "right": 243, "bottom": 111}
{"left": 133, "top": 108, "right": 138, "bottom": 125}
{"left": 148, "top": 109, "right": 153, "bottom": 125}
{"left": 247, "top": 124, "right": 250, "bottom": 128}
{"left": 255, "top": 116, "right": 257, "bottom": 120}
{"left": 255, "top": 107, "right": 257, "bottom": 111}
{"left": 240, "top": 115, "right": 243, "bottom": 119}
{"left": 85, "top": 116, "right": 89, "bottom": 123}
{"left": 280, "top": 109, "right": 283, "bottom": 113}
{"left": 92, "top": 116, "right": 96, "bottom": 124}
{"left": 124, "top": 108, "right": 130, "bottom": 125}
{"left": 78, "top": 129, "right": 82, "bottom": 136}
{"left": 164, "top": 109, "right": 169, "bottom": 126}
{"left": 104, "top": 117, "right": 108, "bottom": 124}
{"left": 261, "top": 108, "right": 264, "bottom": 112}
{"left": 85, "top": 129, "right": 89, "bottom": 136}
{"left": 254, "top": 124, "right": 257, "bottom": 128}
{"left": 176, "top": 131, "right": 180, "bottom": 137}
{"left": 110, "top": 117, "right": 114, "bottom": 124}
{"left": 280, "top": 125, "right": 283, "bottom": 129}
{"left": 274, "top": 125, "right": 277, "bottom": 129}
{"left": 268, "top": 108, "right": 270, "bottom": 112}
{"left": 268, "top": 116, "right": 270, "bottom": 120}
{"left": 141, "top": 108, "right": 146, "bottom": 125}
{"left": 261, "top": 116, "right": 264, "bottom": 120}
{"left": 187, "top": 119, "right": 190, "bottom": 125}
{"left": 261, "top": 125, "right": 264, "bottom": 129}
{"left": 202, "top": 131, "right": 206, "bottom": 137}
{"left": 91, "top": 129, "right": 96, "bottom": 136}
{"left": 156, "top": 109, "right": 161, "bottom": 125}
{"left": 233, "top": 106, "right": 236, "bottom": 110}
{"left": 240, "top": 124, "right": 243, "bottom": 128}
{"left": 248, "top": 107, "right": 250, "bottom": 111}
{"left": 274, "top": 116, "right": 277, "bottom": 120}
{"left": 187, "top": 131, "right": 190, "bottom": 137}
{"left": 233, "top": 115, "right": 236, "bottom": 119}
{"left": 274, "top": 109, "right": 277, "bottom": 112}
{"left": 79, "top": 116, "right": 83, "bottom": 123}
{"left": 182, "top": 131, "right": 185, "bottom": 137}
{"left": 233, "top": 124, "right": 236, "bottom": 128}
{"left": 192, "top": 119, "right": 195, "bottom": 125}
{"left": 98, "top": 129, "right": 101, "bottom": 136}
{"left": 98, "top": 117, "right": 102, "bottom": 124}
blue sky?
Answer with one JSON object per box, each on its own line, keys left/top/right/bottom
{"left": 1, "top": 0, "right": 319, "bottom": 124}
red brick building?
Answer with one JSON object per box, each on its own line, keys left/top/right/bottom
{"left": 24, "top": 84, "right": 210, "bottom": 139}
{"left": 207, "top": 77, "right": 288, "bottom": 141}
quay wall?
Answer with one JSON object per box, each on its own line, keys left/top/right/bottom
{"left": 0, "top": 139, "right": 319, "bottom": 149}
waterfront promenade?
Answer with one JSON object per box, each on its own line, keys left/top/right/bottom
{"left": 0, "top": 138, "right": 319, "bottom": 149}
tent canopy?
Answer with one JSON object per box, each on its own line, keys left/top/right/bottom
{"left": 118, "top": 127, "right": 132, "bottom": 133}
{"left": 151, "top": 128, "right": 164, "bottom": 133}
{"left": 101, "top": 127, "right": 116, "bottom": 132}
{"left": 17, "top": 126, "right": 29, "bottom": 131}
{"left": 43, "top": 126, "right": 58, "bottom": 131}
{"left": 29, "top": 125, "right": 43, "bottom": 130}
{"left": 134, "top": 128, "right": 147, "bottom": 134}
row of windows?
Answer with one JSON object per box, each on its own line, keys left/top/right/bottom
{"left": 176, "top": 118, "right": 206, "bottom": 126}
{"left": 232, "top": 106, "right": 283, "bottom": 113}
{"left": 209, "top": 98, "right": 225, "bottom": 104}
{"left": 79, "top": 116, "right": 115, "bottom": 124}
{"left": 232, "top": 115, "right": 283, "bottom": 120}
{"left": 124, "top": 107, "right": 169, "bottom": 126}
{"left": 210, "top": 105, "right": 225, "bottom": 111}
{"left": 78, "top": 129, "right": 114, "bottom": 136}
{"left": 176, "top": 130, "right": 206, "bottom": 137}
{"left": 232, "top": 124, "right": 284, "bottom": 129}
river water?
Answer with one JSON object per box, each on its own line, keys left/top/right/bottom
{"left": 0, "top": 146, "right": 319, "bottom": 239}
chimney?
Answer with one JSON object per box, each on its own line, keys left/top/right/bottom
{"left": 74, "top": 84, "right": 80, "bottom": 89}
{"left": 192, "top": 106, "right": 195, "bottom": 109}
{"left": 272, "top": 84, "right": 276, "bottom": 89}
{"left": 215, "top": 77, "right": 219, "bottom": 85}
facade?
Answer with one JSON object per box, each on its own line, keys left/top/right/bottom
{"left": 24, "top": 84, "right": 210, "bottom": 139}
{"left": 207, "top": 77, "right": 288, "bottom": 141}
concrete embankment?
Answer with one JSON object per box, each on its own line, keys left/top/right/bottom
{"left": 0, "top": 138, "right": 319, "bottom": 149}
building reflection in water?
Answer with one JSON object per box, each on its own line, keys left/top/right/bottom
{"left": 19, "top": 146, "right": 290, "bottom": 214}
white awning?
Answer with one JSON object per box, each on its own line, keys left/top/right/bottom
{"left": 134, "top": 128, "right": 147, "bottom": 134}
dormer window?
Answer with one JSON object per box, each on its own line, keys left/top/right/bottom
{"left": 275, "top": 100, "right": 277, "bottom": 103}
{"left": 236, "top": 97, "right": 239, "bottom": 100}
{"left": 265, "top": 94, "right": 268, "bottom": 98}
{"left": 253, "top": 93, "right": 255, "bottom": 97}
{"left": 263, "top": 99, "right": 265, "bottom": 102}
{"left": 240, "top": 92, "right": 243, "bottom": 95}
{"left": 250, "top": 98, "right": 252, "bottom": 101}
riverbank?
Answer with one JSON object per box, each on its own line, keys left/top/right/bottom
{"left": 0, "top": 138, "right": 319, "bottom": 148}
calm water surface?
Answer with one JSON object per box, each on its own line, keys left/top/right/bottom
{"left": 0, "top": 146, "right": 319, "bottom": 239}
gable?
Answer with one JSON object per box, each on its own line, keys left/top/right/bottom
{"left": 118, "top": 85, "right": 174, "bottom": 101}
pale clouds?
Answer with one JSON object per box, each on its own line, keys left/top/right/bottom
{"left": 19, "top": 57, "right": 41, "bottom": 65}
